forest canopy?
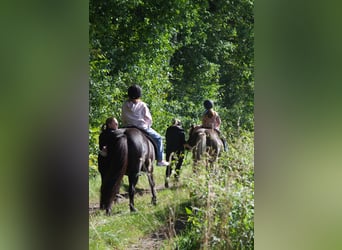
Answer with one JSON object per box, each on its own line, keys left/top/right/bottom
{"left": 89, "top": 0, "right": 254, "bottom": 155}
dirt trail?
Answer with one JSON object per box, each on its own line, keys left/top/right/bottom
{"left": 126, "top": 230, "right": 168, "bottom": 250}
{"left": 125, "top": 216, "right": 186, "bottom": 250}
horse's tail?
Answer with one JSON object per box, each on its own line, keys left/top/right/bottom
{"left": 100, "top": 130, "right": 128, "bottom": 214}
{"left": 194, "top": 131, "right": 206, "bottom": 162}
{"left": 111, "top": 132, "right": 128, "bottom": 195}
{"left": 199, "top": 132, "right": 206, "bottom": 157}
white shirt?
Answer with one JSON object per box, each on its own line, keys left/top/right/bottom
{"left": 121, "top": 100, "right": 152, "bottom": 130}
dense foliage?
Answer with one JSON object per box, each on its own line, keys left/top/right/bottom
{"left": 89, "top": 0, "right": 254, "bottom": 158}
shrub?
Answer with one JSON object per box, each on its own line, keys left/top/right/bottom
{"left": 176, "top": 131, "right": 254, "bottom": 249}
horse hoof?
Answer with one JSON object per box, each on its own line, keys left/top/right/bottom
{"left": 165, "top": 177, "right": 170, "bottom": 188}
{"left": 105, "top": 208, "right": 111, "bottom": 216}
{"left": 151, "top": 198, "right": 157, "bottom": 206}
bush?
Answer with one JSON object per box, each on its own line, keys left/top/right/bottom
{"left": 175, "top": 131, "right": 254, "bottom": 249}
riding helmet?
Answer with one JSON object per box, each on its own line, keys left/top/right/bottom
{"left": 203, "top": 100, "right": 214, "bottom": 109}
{"left": 128, "top": 85, "right": 142, "bottom": 99}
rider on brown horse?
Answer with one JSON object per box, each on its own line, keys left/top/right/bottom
{"left": 202, "top": 100, "right": 228, "bottom": 152}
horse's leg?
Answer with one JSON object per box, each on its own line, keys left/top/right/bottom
{"left": 174, "top": 150, "right": 184, "bottom": 181}
{"left": 105, "top": 192, "right": 113, "bottom": 216}
{"left": 128, "top": 174, "right": 138, "bottom": 212}
{"left": 165, "top": 152, "right": 173, "bottom": 188}
{"left": 106, "top": 208, "right": 112, "bottom": 216}
{"left": 147, "top": 173, "right": 157, "bottom": 205}
{"left": 192, "top": 148, "right": 199, "bottom": 173}
{"left": 147, "top": 160, "right": 157, "bottom": 205}
{"left": 165, "top": 168, "right": 170, "bottom": 188}
{"left": 113, "top": 180, "right": 122, "bottom": 204}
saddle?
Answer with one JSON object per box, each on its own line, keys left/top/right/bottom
{"left": 122, "top": 126, "right": 158, "bottom": 157}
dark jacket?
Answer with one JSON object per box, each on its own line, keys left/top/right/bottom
{"left": 98, "top": 128, "right": 117, "bottom": 176}
{"left": 165, "top": 125, "right": 186, "bottom": 154}
{"left": 99, "top": 128, "right": 117, "bottom": 151}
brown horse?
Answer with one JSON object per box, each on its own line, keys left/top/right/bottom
{"left": 187, "top": 126, "right": 224, "bottom": 167}
{"left": 100, "top": 128, "right": 157, "bottom": 214}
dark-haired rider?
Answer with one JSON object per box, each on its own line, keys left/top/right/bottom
{"left": 202, "top": 100, "right": 228, "bottom": 152}
{"left": 121, "top": 84, "right": 169, "bottom": 166}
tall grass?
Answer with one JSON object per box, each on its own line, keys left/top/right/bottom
{"left": 174, "top": 130, "right": 254, "bottom": 249}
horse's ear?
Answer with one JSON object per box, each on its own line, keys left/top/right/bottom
{"left": 190, "top": 124, "right": 195, "bottom": 129}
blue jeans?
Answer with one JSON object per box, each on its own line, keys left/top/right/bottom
{"left": 146, "top": 127, "right": 164, "bottom": 162}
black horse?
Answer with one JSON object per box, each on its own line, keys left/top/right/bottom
{"left": 187, "top": 125, "right": 224, "bottom": 167}
{"left": 100, "top": 128, "right": 157, "bottom": 214}
{"left": 165, "top": 123, "right": 186, "bottom": 188}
